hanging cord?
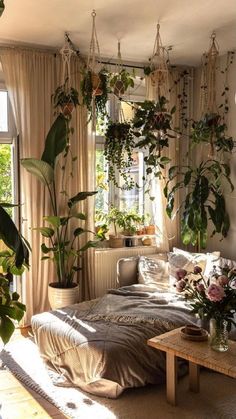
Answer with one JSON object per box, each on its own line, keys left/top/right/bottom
{"left": 87, "top": 9, "right": 101, "bottom": 72}
{"left": 149, "top": 23, "right": 170, "bottom": 99}
{"left": 60, "top": 33, "right": 75, "bottom": 89}
{"left": 206, "top": 32, "right": 219, "bottom": 113}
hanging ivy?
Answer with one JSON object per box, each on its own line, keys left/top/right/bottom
{"left": 81, "top": 69, "right": 109, "bottom": 120}
{"left": 104, "top": 121, "right": 136, "bottom": 190}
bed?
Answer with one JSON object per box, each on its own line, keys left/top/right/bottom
{"left": 32, "top": 251, "right": 206, "bottom": 398}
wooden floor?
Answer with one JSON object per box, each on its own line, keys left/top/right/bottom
{"left": 0, "top": 327, "right": 67, "bottom": 419}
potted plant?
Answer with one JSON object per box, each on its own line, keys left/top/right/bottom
{"left": 119, "top": 210, "right": 143, "bottom": 236}
{"left": 52, "top": 82, "right": 79, "bottom": 118}
{"left": 165, "top": 159, "right": 234, "bottom": 249}
{"left": 0, "top": 203, "right": 30, "bottom": 344}
{"left": 104, "top": 121, "right": 135, "bottom": 189}
{"left": 21, "top": 114, "right": 99, "bottom": 309}
{"left": 81, "top": 68, "right": 109, "bottom": 119}
{"left": 132, "top": 97, "right": 176, "bottom": 179}
{"left": 109, "top": 68, "right": 135, "bottom": 97}
{"left": 190, "top": 112, "right": 234, "bottom": 156}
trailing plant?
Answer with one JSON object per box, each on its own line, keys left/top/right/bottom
{"left": 81, "top": 68, "right": 109, "bottom": 119}
{"left": 190, "top": 113, "right": 234, "bottom": 155}
{"left": 21, "top": 114, "right": 99, "bottom": 289}
{"left": 132, "top": 96, "right": 176, "bottom": 178}
{"left": 165, "top": 159, "right": 234, "bottom": 249}
{"left": 52, "top": 84, "right": 79, "bottom": 109}
{"left": 104, "top": 121, "right": 136, "bottom": 190}
{"left": 109, "top": 68, "right": 135, "bottom": 97}
{"left": 0, "top": 203, "right": 30, "bottom": 344}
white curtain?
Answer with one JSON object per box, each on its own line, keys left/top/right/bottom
{"left": 145, "top": 68, "right": 193, "bottom": 251}
{"left": 0, "top": 47, "right": 95, "bottom": 323}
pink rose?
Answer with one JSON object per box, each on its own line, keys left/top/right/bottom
{"left": 217, "top": 275, "right": 229, "bottom": 286}
{"left": 207, "top": 284, "right": 225, "bottom": 302}
{"left": 175, "top": 279, "right": 186, "bottom": 292}
{"left": 196, "top": 283, "right": 205, "bottom": 293}
{"left": 194, "top": 266, "right": 202, "bottom": 274}
{"left": 176, "top": 268, "right": 187, "bottom": 280}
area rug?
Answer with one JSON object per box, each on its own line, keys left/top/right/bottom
{"left": 1, "top": 338, "right": 236, "bottom": 419}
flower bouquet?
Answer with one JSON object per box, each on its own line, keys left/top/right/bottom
{"left": 175, "top": 264, "right": 236, "bottom": 351}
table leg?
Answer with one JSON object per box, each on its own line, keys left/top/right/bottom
{"left": 166, "top": 352, "right": 177, "bottom": 405}
{"left": 189, "top": 362, "right": 200, "bottom": 393}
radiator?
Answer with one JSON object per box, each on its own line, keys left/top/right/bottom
{"left": 94, "top": 246, "right": 157, "bottom": 297}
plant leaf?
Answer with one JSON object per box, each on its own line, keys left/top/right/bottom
{"left": 68, "top": 191, "right": 97, "bottom": 208}
{"left": 21, "top": 158, "right": 54, "bottom": 186}
{"left": 41, "top": 114, "right": 67, "bottom": 168}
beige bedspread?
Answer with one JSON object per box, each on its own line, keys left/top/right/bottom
{"left": 32, "top": 285, "right": 198, "bottom": 398}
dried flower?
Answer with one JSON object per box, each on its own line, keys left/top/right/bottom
{"left": 196, "top": 283, "right": 205, "bottom": 293}
{"left": 194, "top": 266, "right": 202, "bottom": 274}
{"left": 217, "top": 275, "right": 229, "bottom": 286}
{"left": 175, "top": 279, "right": 186, "bottom": 292}
{"left": 175, "top": 268, "right": 187, "bottom": 280}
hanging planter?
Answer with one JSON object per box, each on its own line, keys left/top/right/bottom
{"left": 144, "top": 24, "right": 170, "bottom": 98}
{"left": 52, "top": 35, "right": 80, "bottom": 118}
{"left": 109, "top": 42, "right": 135, "bottom": 97}
{"left": 104, "top": 121, "right": 136, "bottom": 189}
{"left": 81, "top": 10, "right": 109, "bottom": 125}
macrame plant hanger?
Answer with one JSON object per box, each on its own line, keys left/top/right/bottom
{"left": 199, "top": 32, "right": 219, "bottom": 156}
{"left": 60, "top": 33, "right": 75, "bottom": 117}
{"left": 149, "top": 23, "right": 170, "bottom": 99}
{"left": 87, "top": 10, "right": 102, "bottom": 130}
{"left": 113, "top": 41, "right": 126, "bottom": 97}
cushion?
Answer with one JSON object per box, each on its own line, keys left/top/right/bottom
{"left": 172, "top": 247, "right": 220, "bottom": 278}
{"left": 205, "top": 256, "right": 236, "bottom": 276}
{"left": 168, "top": 250, "right": 208, "bottom": 286}
{"left": 138, "top": 255, "right": 169, "bottom": 291}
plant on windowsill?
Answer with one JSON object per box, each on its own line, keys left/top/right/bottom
{"left": 0, "top": 203, "right": 30, "bottom": 344}
{"left": 104, "top": 120, "right": 136, "bottom": 190}
{"left": 52, "top": 82, "right": 80, "bottom": 118}
{"left": 21, "top": 114, "right": 99, "bottom": 309}
{"left": 109, "top": 68, "right": 135, "bottom": 97}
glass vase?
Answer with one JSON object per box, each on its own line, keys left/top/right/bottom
{"left": 209, "top": 318, "right": 228, "bottom": 352}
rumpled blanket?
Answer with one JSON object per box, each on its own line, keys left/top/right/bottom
{"left": 32, "top": 285, "right": 198, "bottom": 398}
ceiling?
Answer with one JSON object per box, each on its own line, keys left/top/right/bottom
{"left": 0, "top": 0, "right": 235, "bottom": 66}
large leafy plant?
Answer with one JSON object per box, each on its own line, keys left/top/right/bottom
{"left": 21, "top": 114, "right": 98, "bottom": 288}
{"left": 0, "top": 203, "right": 30, "bottom": 344}
{"left": 81, "top": 68, "right": 109, "bottom": 119}
{"left": 165, "top": 160, "right": 234, "bottom": 248}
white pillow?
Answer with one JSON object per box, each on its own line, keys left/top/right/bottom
{"left": 168, "top": 250, "right": 208, "bottom": 286}
{"left": 172, "top": 247, "right": 220, "bottom": 278}
{"left": 205, "top": 256, "right": 236, "bottom": 276}
{"left": 138, "top": 256, "right": 169, "bottom": 291}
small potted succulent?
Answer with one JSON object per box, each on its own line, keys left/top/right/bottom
{"left": 52, "top": 82, "right": 79, "bottom": 117}
{"left": 109, "top": 68, "right": 135, "bottom": 97}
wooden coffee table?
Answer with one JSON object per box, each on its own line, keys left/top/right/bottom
{"left": 147, "top": 327, "right": 236, "bottom": 406}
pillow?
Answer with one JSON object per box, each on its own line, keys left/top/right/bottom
{"left": 168, "top": 251, "right": 208, "bottom": 286}
{"left": 172, "top": 247, "right": 220, "bottom": 278}
{"left": 138, "top": 256, "right": 169, "bottom": 291}
{"left": 205, "top": 256, "right": 236, "bottom": 277}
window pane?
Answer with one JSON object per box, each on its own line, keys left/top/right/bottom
{"left": 0, "top": 91, "right": 8, "bottom": 132}
{"left": 119, "top": 151, "right": 144, "bottom": 215}
{"left": 0, "top": 144, "right": 13, "bottom": 216}
{"left": 95, "top": 148, "right": 108, "bottom": 212}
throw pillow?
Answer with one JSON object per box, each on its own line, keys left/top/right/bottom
{"left": 138, "top": 256, "right": 169, "bottom": 291}
{"left": 168, "top": 250, "right": 208, "bottom": 286}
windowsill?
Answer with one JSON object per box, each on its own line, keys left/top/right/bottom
{"left": 95, "top": 245, "right": 157, "bottom": 252}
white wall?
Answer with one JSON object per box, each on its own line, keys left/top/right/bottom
{"left": 193, "top": 54, "right": 236, "bottom": 259}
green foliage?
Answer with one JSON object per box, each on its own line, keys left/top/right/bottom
{"left": 0, "top": 145, "right": 12, "bottom": 207}
{"left": 81, "top": 69, "right": 109, "bottom": 119}
{"left": 104, "top": 121, "right": 135, "bottom": 190}
{"left": 109, "top": 69, "right": 135, "bottom": 96}
{"left": 191, "top": 113, "right": 234, "bottom": 153}
{"left": 0, "top": 203, "right": 30, "bottom": 344}
{"left": 132, "top": 97, "right": 176, "bottom": 178}
{"left": 165, "top": 160, "right": 234, "bottom": 248}
{"left": 52, "top": 84, "right": 79, "bottom": 109}
{"left": 21, "top": 114, "right": 100, "bottom": 288}
{"left": 95, "top": 206, "right": 143, "bottom": 237}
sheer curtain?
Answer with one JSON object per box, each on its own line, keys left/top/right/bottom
{"left": 145, "top": 68, "right": 192, "bottom": 251}
{"left": 0, "top": 47, "right": 95, "bottom": 323}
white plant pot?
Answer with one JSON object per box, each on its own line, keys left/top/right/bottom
{"left": 48, "top": 282, "right": 79, "bottom": 310}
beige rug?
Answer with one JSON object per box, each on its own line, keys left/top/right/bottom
{"left": 1, "top": 338, "right": 236, "bottom": 419}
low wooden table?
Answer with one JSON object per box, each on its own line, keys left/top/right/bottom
{"left": 147, "top": 327, "right": 236, "bottom": 406}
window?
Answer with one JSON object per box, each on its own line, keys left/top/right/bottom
{"left": 95, "top": 77, "right": 151, "bottom": 220}
{"left": 0, "top": 88, "right": 18, "bottom": 222}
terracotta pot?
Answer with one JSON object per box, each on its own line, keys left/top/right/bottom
{"left": 61, "top": 101, "right": 74, "bottom": 117}
{"left": 145, "top": 225, "right": 156, "bottom": 235}
{"left": 92, "top": 74, "right": 103, "bottom": 96}
{"left": 109, "top": 236, "right": 124, "bottom": 248}
{"left": 142, "top": 236, "right": 152, "bottom": 246}
{"left": 48, "top": 282, "right": 79, "bottom": 310}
